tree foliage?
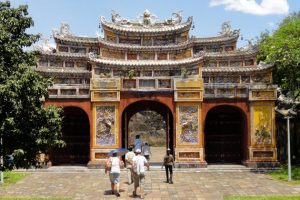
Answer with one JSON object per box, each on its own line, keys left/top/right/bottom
{"left": 0, "top": 1, "right": 64, "bottom": 168}
{"left": 257, "top": 12, "right": 300, "bottom": 100}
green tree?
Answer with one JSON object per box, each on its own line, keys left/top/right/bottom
{"left": 0, "top": 1, "right": 64, "bottom": 168}
{"left": 257, "top": 12, "right": 300, "bottom": 100}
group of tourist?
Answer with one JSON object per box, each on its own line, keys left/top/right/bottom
{"left": 105, "top": 134, "right": 175, "bottom": 198}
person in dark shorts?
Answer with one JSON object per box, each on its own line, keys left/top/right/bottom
{"left": 142, "top": 142, "right": 151, "bottom": 162}
{"left": 161, "top": 148, "right": 175, "bottom": 184}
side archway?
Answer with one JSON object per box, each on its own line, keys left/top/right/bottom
{"left": 204, "top": 105, "right": 247, "bottom": 163}
{"left": 52, "top": 106, "right": 90, "bottom": 165}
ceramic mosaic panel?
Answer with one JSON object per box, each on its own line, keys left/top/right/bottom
{"left": 96, "top": 106, "right": 116, "bottom": 145}
{"left": 253, "top": 105, "right": 272, "bottom": 144}
{"left": 178, "top": 106, "right": 199, "bottom": 144}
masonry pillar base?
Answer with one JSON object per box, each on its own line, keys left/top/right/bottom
{"left": 87, "top": 161, "right": 105, "bottom": 169}
{"left": 242, "top": 160, "right": 280, "bottom": 169}
{"left": 175, "top": 161, "right": 207, "bottom": 168}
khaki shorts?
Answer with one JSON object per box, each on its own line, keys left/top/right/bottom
{"left": 133, "top": 173, "right": 145, "bottom": 188}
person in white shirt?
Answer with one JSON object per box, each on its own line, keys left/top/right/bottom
{"left": 125, "top": 147, "right": 135, "bottom": 185}
{"left": 105, "top": 152, "right": 123, "bottom": 197}
{"left": 134, "top": 135, "right": 143, "bottom": 152}
{"left": 142, "top": 142, "right": 151, "bottom": 162}
{"left": 132, "top": 149, "right": 149, "bottom": 199}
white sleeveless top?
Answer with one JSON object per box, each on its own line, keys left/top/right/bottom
{"left": 110, "top": 157, "right": 120, "bottom": 173}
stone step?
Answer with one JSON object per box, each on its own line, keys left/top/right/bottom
{"left": 15, "top": 164, "right": 275, "bottom": 173}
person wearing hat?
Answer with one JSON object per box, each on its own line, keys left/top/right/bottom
{"left": 132, "top": 148, "right": 149, "bottom": 199}
{"left": 161, "top": 148, "right": 175, "bottom": 184}
{"left": 105, "top": 151, "right": 123, "bottom": 197}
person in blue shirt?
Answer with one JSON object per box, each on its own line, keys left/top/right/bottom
{"left": 134, "top": 135, "right": 143, "bottom": 152}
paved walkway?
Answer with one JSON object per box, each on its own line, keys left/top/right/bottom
{"left": 1, "top": 170, "right": 300, "bottom": 200}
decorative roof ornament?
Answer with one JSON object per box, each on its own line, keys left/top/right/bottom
{"left": 220, "top": 21, "right": 232, "bottom": 34}
{"left": 165, "top": 11, "right": 182, "bottom": 25}
{"left": 33, "top": 38, "right": 55, "bottom": 53}
{"left": 219, "top": 21, "right": 240, "bottom": 37}
{"left": 240, "top": 39, "right": 253, "bottom": 51}
{"left": 100, "top": 11, "right": 192, "bottom": 33}
{"left": 138, "top": 9, "right": 158, "bottom": 27}
{"left": 239, "top": 39, "right": 258, "bottom": 51}
{"left": 111, "top": 10, "right": 129, "bottom": 25}
{"left": 53, "top": 22, "right": 72, "bottom": 37}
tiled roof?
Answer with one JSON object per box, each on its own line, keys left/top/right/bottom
{"left": 203, "top": 63, "right": 274, "bottom": 73}
{"left": 98, "top": 39, "right": 191, "bottom": 51}
{"left": 40, "top": 52, "right": 89, "bottom": 59}
{"left": 204, "top": 49, "right": 257, "bottom": 58}
{"left": 35, "top": 67, "right": 91, "bottom": 77}
{"left": 192, "top": 34, "right": 239, "bottom": 44}
{"left": 53, "top": 34, "right": 99, "bottom": 44}
{"left": 53, "top": 33, "right": 238, "bottom": 48}
{"left": 100, "top": 16, "right": 193, "bottom": 34}
{"left": 89, "top": 54, "right": 203, "bottom": 66}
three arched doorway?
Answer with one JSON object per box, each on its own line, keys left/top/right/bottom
{"left": 52, "top": 106, "right": 90, "bottom": 165}
{"left": 205, "top": 105, "right": 246, "bottom": 164}
{"left": 121, "top": 100, "right": 174, "bottom": 160}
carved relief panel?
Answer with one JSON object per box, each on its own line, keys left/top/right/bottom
{"left": 94, "top": 104, "right": 119, "bottom": 148}
{"left": 176, "top": 103, "right": 201, "bottom": 147}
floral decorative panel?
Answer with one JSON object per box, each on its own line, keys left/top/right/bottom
{"left": 96, "top": 106, "right": 116, "bottom": 145}
{"left": 253, "top": 105, "right": 272, "bottom": 144}
{"left": 178, "top": 106, "right": 199, "bottom": 144}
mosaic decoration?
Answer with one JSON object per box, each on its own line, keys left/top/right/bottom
{"left": 178, "top": 106, "right": 199, "bottom": 144}
{"left": 253, "top": 106, "right": 272, "bottom": 144}
{"left": 96, "top": 106, "right": 116, "bottom": 145}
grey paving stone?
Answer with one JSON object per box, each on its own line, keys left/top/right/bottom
{"left": 0, "top": 171, "right": 299, "bottom": 200}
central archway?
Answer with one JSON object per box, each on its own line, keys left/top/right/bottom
{"left": 205, "top": 105, "right": 245, "bottom": 164}
{"left": 121, "top": 100, "right": 174, "bottom": 161}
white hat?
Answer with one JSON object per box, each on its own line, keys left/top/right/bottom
{"left": 135, "top": 149, "right": 141, "bottom": 153}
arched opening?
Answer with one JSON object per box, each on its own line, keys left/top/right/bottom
{"left": 52, "top": 106, "right": 90, "bottom": 165}
{"left": 122, "top": 100, "right": 174, "bottom": 163}
{"left": 128, "top": 111, "right": 166, "bottom": 147}
{"left": 205, "top": 105, "right": 245, "bottom": 164}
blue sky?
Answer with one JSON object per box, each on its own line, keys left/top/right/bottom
{"left": 9, "top": 0, "right": 300, "bottom": 47}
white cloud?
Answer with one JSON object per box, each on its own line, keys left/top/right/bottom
{"left": 210, "top": 0, "right": 289, "bottom": 16}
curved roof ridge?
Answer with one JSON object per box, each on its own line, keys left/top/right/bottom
{"left": 204, "top": 48, "right": 257, "bottom": 57}
{"left": 98, "top": 38, "right": 191, "bottom": 50}
{"left": 100, "top": 16, "right": 192, "bottom": 34}
{"left": 203, "top": 62, "right": 274, "bottom": 73}
{"left": 89, "top": 53, "right": 203, "bottom": 66}
{"left": 39, "top": 51, "right": 89, "bottom": 59}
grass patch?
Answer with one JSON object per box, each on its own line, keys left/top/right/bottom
{"left": 268, "top": 165, "right": 300, "bottom": 184}
{"left": 0, "top": 171, "right": 30, "bottom": 187}
{"left": 224, "top": 196, "right": 300, "bottom": 200}
{"left": 0, "top": 198, "right": 71, "bottom": 200}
